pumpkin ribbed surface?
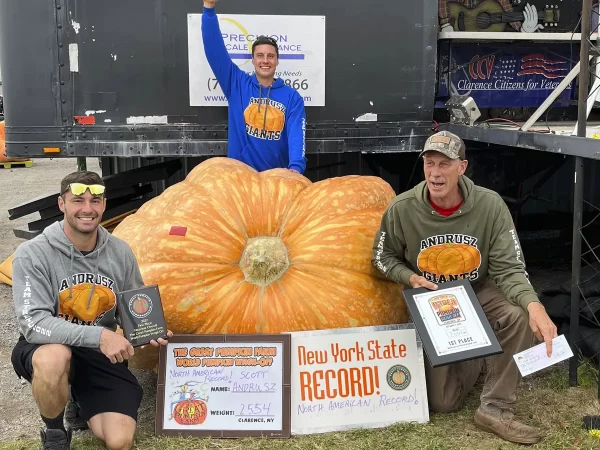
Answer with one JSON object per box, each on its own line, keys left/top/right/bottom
{"left": 112, "top": 158, "right": 407, "bottom": 368}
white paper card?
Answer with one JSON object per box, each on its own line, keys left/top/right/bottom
{"left": 513, "top": 335, "right": 574, "bottom": 377}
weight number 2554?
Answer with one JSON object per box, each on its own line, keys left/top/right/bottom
{"left": 240, "top": 403, "right": 272, "bottom": 416}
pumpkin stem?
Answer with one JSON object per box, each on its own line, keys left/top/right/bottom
{"left": 239, "top": 237, "right": 290, "bottom": 286}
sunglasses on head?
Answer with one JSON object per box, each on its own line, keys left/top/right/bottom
{"left": 66, "top": 183, "right": 106, "bottom": 196}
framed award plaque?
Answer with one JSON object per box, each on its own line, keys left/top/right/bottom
{"left": 117, "top": 285, "right": 169, "bottom": 347}
{"left": 402, "top": 279, "right": 503, "bottom": 367}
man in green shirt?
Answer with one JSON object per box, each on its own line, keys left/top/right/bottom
{"left": 372, "top": 131, "right": 557, "bottom": 445}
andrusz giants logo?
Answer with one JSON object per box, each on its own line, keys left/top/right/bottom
{"left": 417, "top": 234, "right": 481, "bottom": 283}
{"left": 244, "top": 97, "right": 286, "bottom": 141}
{"left": 58, "top": 273, "right": 116, "bottom": 326}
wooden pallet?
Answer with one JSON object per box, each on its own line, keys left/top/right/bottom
{"left": 1, "top": 159, "right": 33, "bottom": 169}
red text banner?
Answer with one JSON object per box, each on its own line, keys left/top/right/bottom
{"left": 289, "top": 324, "right": 429, "bottom": 434}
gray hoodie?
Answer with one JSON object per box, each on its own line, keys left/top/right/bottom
{"left": 12, "top": 220, "right": 144, "bottom": 347}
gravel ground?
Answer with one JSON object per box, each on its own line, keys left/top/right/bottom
{"left": 0, "top": 157, "right": 573, "bottom": 443}
{"left": 0, "top": 158, "right": 157, "bottom": 442}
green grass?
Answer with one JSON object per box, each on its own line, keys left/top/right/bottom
{"left": 1, "top": 362, "right": 599, "bottom": 450}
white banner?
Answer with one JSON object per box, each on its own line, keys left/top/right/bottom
{"left": 187, "top": 13, "right": 326, "bottom": 106}
{"left": 289, "top": 324, "right": 429, "bottom": 435}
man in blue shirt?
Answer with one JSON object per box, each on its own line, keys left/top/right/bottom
{"left": 202, "top": 0, "right": 307, "bottom": 174}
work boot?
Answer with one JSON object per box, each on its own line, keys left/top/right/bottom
{"left": 40, "top": 428, "right": 72, "bottom": 450}
{"left": 64, "top": 399, "right": 88, "bottom": 431}
{"left": 474, "top": 407, "right": 542, "bottom": 445}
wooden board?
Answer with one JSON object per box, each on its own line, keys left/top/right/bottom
{"left": 8, "top": 159, "right": 179, "bottom": 220}
{"left": 35, "top": 184, "right": 153, "bottom": 222}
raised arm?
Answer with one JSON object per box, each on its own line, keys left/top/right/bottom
{"left": 202, "top": 0, "right": 244, "bottom": 98}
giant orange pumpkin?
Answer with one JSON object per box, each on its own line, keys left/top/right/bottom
{"left": 112, "top": 157, "right": 408, "bottom": 369}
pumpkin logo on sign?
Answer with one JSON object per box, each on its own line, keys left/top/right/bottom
{"left": 244, "top": 97, "right": 286, "bottom": 140}
{"left": 417, "top": 234, "right": 482, "bottom": 283}
{"left": 128, "top": 293, "right": 153, "bottom": 319}
{"left": 387, "top": 365, "right": 411, "bottom": 391}
{"left": 169, "top": 381, "right": 210, "bottom": 426}
{"left": 173, "top": 398, "right": 208, "bottom": 426}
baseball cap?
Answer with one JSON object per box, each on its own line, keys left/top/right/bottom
{"left": 419, "top": 131, "right": 466, "bottom": 160}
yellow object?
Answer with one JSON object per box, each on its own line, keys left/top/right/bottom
{"left": 0, "top": 253, "right": 14, "bottom": 286}
{"left": 591, "top": 134, "right": 600, "bottom": 140}
{"left": 43, "top": 147, "right": 61, "bottom": 153}
{"left": 67, "top": 183, "right": 105, "bottom": 196}
{"left": 589, "top": 429, "right": 600, "bottom": 438}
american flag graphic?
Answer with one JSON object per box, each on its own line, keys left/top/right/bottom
{"left": 516, "top": 54, "right": 568, "bottom": 79}
{"left": 495, "top": 53, "right": 568, "bottom": 80}
{"left": 467, "top": 53, "right": 569, "bottom": 81}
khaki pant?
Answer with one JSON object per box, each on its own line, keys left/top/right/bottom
{"left": 425, "top": 278, "right": 535, "bottom": 414}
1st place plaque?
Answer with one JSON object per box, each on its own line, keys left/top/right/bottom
{"left": 402, "top": 279, "right": 503, "bottom": 367}
{"left": 117, "top": 285, "right": 168, "bottom": 347}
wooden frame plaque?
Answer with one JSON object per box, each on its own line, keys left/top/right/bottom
{"left": 155, "top": 334, "right": 291, "bottom": 439}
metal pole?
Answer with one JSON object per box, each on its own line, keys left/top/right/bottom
{"left": 77, "top": 157, "right": 87, "bottom": 171}
{"left": 570, "top": 0, "right": 592, "bottom": 387}
{"left": 572, "top": 5, "right": 600, "bottom": 136}
{"left": 521, "top": 60, "right": 584, "bottom": 132}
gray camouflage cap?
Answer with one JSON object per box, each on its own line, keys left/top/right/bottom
{"left": 419, "top": 131, "right": 466, "bottom": 160}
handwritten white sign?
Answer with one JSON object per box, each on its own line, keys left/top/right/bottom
{"left": 188, "top": 13, "right": 326, "bottom": 106}
{"left": 160, "top": 341, "right": 284, "bottom": 432}
{"left": 513, "top": 334, "right": 574, "bottom": 377}
{"left": 288, "top": 324, "right": 429, "bottom": 435}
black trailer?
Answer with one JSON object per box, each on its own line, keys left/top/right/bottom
{"left": 0, "top": 0, "right": 440, "bottom": 191}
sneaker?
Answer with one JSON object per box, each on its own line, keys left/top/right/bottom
{"left": 474, "top": 407, "right": 542, "bottom": 445}
{"left": 40, "top": 428, "right": 72, "bottom": 450}
{"left": 64, "top": 399, "right": 88, "bottom": 431}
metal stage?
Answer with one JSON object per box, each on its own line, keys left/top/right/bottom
{"left": 441, "top": 121, "right": 600, "bottom": 160}
{"left": 441, "top": 0, "right": 600, "bottom": 395}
